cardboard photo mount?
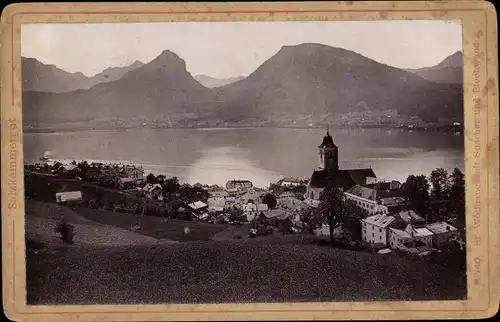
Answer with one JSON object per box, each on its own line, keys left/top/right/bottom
{"left": 1, "top": 1, "right": 498, "bottom": 321}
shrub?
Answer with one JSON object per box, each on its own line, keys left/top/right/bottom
{"left": 54, "top": 221, "right": 75, "bottom": 244}
{"left": 257, "top": 225, "right": 272, "bottom": 237}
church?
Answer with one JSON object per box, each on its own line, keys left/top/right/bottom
{"left": 306, "top": 130, "right": 376, "bottom": 200}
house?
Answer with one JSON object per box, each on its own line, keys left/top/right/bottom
{"left": 306, "top": 130, "right": 376, "bottom": 200}
{"left": 64, "top": 164, "right": 78, "bottom": 172}
{"left": 425, "top": 222, "right": 459, "bottom": 248}
{"left": 225, "top": 188, "right": 240, "bottom": 197}
{"left": 379, "top": 197, "right": 407, "bottom": 214}
{"left": 118, "top": 177, "right": 136, "bottom": 189}
{"left": 303, "top": 198, "right": 320, "bottom": 208}
{"left": 313, "top": 224, "right": 346, "bottom": 240}
{"left": 55, "top": 191, "right": 83, "bottom": 205}
{"left": 365, "top": 177, "right": 402, "bottom": 190}
{"left": 224, "top": 196, "right": 238, "bottom": 208}
{"left": 244, "top": 203, "right": 269, "bottom": 221}
{"left": 226, "top": 180, "right": 253, "bottom": 190}
{"left": 209, "top": 190, "right": 229, "bottom": 198}
{"left": 361, "top": 214, "right": 397, "bottom": 245}
{"left": 281, "top": 178, "right": 301, "bottom": 187}
{"left": 278, "top": 191, "right": 296, "bottom": 199}
{"left": 188, "top": 201, "right": 208, "bottom": 214}
{"left": 257, "top": 209, "right": 289, "bottom": 226}
{"left": 208, "top": 197, "right": 226, "bottom": 211}
{"left": 278, "top": 197, "right": 309, "bottom": 212}
{"left": 118, "top": 164, "right": 145, "bottom": 180}
{"left": 396, "top": 210, "right": 426, "bottom": 226}
{"left": 240, "top": 191, "right": 264, "bottom": 204}
{"left": 389, "top": 224, "right": 434, "bottom": 252}
{"left": 344, "top": 185, "right": 389, "bottom": 215}
{"left": 142, "top": 183, "right": 163, "bottom": 200}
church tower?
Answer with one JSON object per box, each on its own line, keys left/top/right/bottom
{"left": 318, "top": 129, "right": 339, "bottom": 171}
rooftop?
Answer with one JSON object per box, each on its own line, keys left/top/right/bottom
{"left": 414, "top": 227, "right": 434, "bottom": 237}
{"left": 390, "top": 227, "right": 412, "bottom": 239}
{"left": 346, "top": 185, "right": 377, "bottom": 201}
{"left": 188, "top": 201, "right": 208, "bottom": 210}
{"left": 363, "top": 214, "right": 396, "bottom": 228}
{"left": 397, "top": 210, "right": 424, "bottom": 223}
{"left": 282, "top": 178, "right": 301, "bottom": 183}
{"left": 425, "top": 222, "right": 458, "bottom": 234}
{"left": 380, "top": 197, "right": 406, "bottom": 207}
{"left": 308, "top": 168, "right": 376, "bottom": 189}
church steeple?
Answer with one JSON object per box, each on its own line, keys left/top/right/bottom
{"left": 318, "top": 128, "right": 339, "bottom": 171}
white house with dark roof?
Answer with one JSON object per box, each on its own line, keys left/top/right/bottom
{"left": 389, "top": 224, "right": 434, "bottom": 251}
{"left": 425, "top": 222, "right": 459, "bottom": 248}
{"left": 306, "top": 130, "right": 376, "bottom": 200}
{"left": 344, "top": 184, "right": 389, "bottom": 215}
{"left": 281, "top": 178, "right": 301, "bottom": 187}
{"left": 361, "top": 214, "right": 396, "bottom": 245}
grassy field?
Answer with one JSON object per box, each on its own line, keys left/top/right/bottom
{"left": 25, "top": 199, "right": 467, "bottom": 305}
{"left": 73, "top": 207, "right": 230, "bottom": 242}
{"left": 26, "top": 235, "right": 467, "bottom": 305}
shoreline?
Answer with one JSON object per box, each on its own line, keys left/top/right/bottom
{"left": 24, "top": 123, "right": 465, "bottom": 134}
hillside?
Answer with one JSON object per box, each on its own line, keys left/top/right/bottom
{"left": 22, "top": 57, "right": 144, "bottom": 93}
{"left": 22, "top": 44, "right": 464, "bottom": 127}
{"left": 212, "top": 43, "right": 463, "bottom": 123}
{"left": 194, "top": 75, "right": 245, "bottom": 88}
{"left": 405, "top": 51, "right": 463, "bottom": 84}
{"left": 27, "top": 234, "right": 466, "bottom": 304}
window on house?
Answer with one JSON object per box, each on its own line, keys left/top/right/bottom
{"left": 372, "top": 233, "right": 374, "bottom": 237}
{"left": 379, "top": 228, "right": 382, "bottom": 233}
{"left": 379, "top": 236, "right": 382, "bottom": 240}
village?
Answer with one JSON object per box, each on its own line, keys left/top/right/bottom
{"left": 24, "top": 130, "right": 466, "bottom": 258}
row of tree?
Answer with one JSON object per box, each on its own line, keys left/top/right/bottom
{"left": 401, "top": 167, "right": 465, "bottom": 223}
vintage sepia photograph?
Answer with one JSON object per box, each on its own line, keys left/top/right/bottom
{"left": 20, "top": 19, "right": 470, "bottom": 305}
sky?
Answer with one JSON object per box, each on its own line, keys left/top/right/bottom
{"left": 21, "top": 20, "right": 462, "bottom": 79}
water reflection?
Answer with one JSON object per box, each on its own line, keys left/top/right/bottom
{"left": 185, "top": 147, "right": 282, "bottom": 188}
{"left": 23, "top": 127, "right": 464, "bottom": 187}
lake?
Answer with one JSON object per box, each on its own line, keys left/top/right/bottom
{"left": 23, "top": 127, "right": 465, "bottom": 188}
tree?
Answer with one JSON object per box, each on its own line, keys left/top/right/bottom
{"left": 146, "top": 173, "right": 157, "bottom": 184}
{"left": 449, "top": 168, "right": 465, "bottom": 224}
{"left": 401, "top": 174, "right": 430, "bottom": 215}
{"left": 318, "top": 187, "right": 347, "bottom": 245}
{"left": 156, "top": 174, "right": 166, "bottom": 185}
{"left": 261, "top": 193, "right": 278, "bottom": 209}
{"left": 228, "top": 206, "right": 244, "bottom": 221}
{"left": 269, "top": 183, "right": 285, "bottom": 195}
{"left": 342, "top": 200, "right": 369, "bottom": 241}
{"left": 164, "top": 177, "right": 180, "bottom": 194}
{"left": 429, "top": 168, "right": 451, "bottom": 200}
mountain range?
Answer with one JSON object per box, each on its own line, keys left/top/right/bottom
{"left": 405, "top": 51, "right": 463, "bottom": 84}
{"left": 22, "top": 58, "right": 144, "bottom": 93}
{"left": 21, "top": 43, "right": 464, "bottom": 127}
